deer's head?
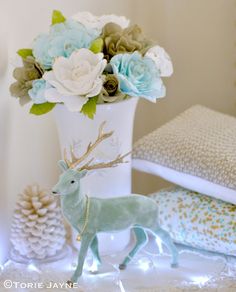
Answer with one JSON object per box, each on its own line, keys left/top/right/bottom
{"left": 52, "top": 122, "right": 129, "bottom": 197}
{"left": 52, "top": 164, "right": 87, "bottom": 196}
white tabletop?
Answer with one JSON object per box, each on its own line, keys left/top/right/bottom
{"left": 1, "top": 238, "right": 236, "bottom": 291}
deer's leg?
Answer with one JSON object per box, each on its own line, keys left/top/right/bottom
{"left": 89, "top": 235, "right": 101, "bottom": 273}
{"left": 119, "top": 227, "right": 148, "bottom": 270}
{"left": 70, "top": 233, "right": 94, "bottom": 283}
{"left": 154, "top": 227, "right": 179, "bottom": 268}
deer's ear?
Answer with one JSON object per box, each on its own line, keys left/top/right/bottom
{"left": 78, "top": 170, "right": 88, "bottom": 179}
{"left": 58, "top": 160, "right": 68, "bottom": 172}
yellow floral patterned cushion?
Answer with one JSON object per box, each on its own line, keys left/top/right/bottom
{"left": 150, "top": 186, "right": 236, "bottom": 256}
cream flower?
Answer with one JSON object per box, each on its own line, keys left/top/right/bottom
{"left": 43, "top": 48, "right": 107, "bottom": 112}
{"left": 145, "top": 45, "right": 173, "bottom": 77}
{"left": 71, "top": 11, "right": 130, "bottom": 31}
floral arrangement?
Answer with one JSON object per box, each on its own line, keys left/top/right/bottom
{"left": 10, "top": 10, "right": 173, "bottom": 118}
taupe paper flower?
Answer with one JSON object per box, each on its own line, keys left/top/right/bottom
{"left": 99, "top": 90, "right": 126, "bottom": 103}
{"left": 10, "top": 57, "right": 43, "bottom": 105}
{"left": 101, "top": 23, "right": 152, "bottom": 61}
{"left": 103, "top": 74, "right": 119, "bottom": 96}
{"left": 99, "top": 74, "right": 126, "bottom": 103}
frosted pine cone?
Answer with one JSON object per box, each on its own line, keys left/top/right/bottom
{"left": 10, "top": 184, "right": 66, "bottom": 260}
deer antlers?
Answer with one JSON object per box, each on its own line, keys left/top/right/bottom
{"left": 64, "top": 122, "right": 130, "bottom": 171}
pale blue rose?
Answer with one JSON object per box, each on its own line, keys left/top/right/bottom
{"left": 32, "top": 20, "right": 99, "bottom": 69}
{"left": 28, "top": 79, "right": 50, "bottom": 104}
{"left": 110, "top": 52, "right": 166, "bottom": 102}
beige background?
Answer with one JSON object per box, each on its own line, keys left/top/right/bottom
{"left": 0, "top": 0, "right": 235, "bottom": 261}
{"left": 133, "top": 0, "right": 236, "bottom": 193}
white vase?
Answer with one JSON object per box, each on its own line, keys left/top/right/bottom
{"left": 53, "top": 97, "right": 138, "bottom": 254}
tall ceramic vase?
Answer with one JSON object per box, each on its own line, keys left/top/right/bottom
{"left": 53, "top": 97, "right": 138, "bottom": 254}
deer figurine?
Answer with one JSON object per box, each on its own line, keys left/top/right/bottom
{"left": 52, "top": 122, "right": 178, "bottom": 285}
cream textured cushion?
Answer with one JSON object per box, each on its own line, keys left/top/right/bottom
{"left": 150, "top": 186, "right": 236, "bottom": 256}
{"left": 133, "top": 105, "right": 236, "bottom": 204}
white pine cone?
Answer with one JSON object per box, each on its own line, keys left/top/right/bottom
{"left": 10, "top": 184, "right": 66, "bottom": 260}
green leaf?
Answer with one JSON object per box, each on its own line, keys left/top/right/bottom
{"left": 89, "top": 38, "right": 104, "bottom": 54}
{"left": 81, "top": 96, "right": 98, "bottom": 119}
{"left": 51, "top": 10, "right": 66, "bottom": 25}
{"left": 17, "top": 49, "right": 33, "bottom": 58}
{"left": 30, "top": 102, "right": 56, "bottom": 115}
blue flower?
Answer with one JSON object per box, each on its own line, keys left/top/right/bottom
{"left": 110, "top": 52, "right": 166, "bottom": 102}
{"left": 28, "top": 79, "right": 49, "bottom": 104}
{"left": 32, "top": 20, "right": 99, "bottom": 69}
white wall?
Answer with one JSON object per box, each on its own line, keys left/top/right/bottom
{"left": 0, "top": 0, "right": 11, "bottom": 264}
{"left": 5, "top": 0, "right": 134, "bottom": 208}
{"left": 0, "top": 0, "right": 134, "bottom": 263}
{"left": 0, "top": 0, "right": 235, "bottom": 261}
{"left": 132, "top": 0, "right": 236, "bottom": 193}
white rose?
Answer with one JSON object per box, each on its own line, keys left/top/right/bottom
{"left": 145, "top": 46, "right": 173, "bottom": 77}
{"left": 43, "top": 48, "right": 107, "bottom": 112}
{"left": 72, "top": 11, "right": 130, "bottom": 31}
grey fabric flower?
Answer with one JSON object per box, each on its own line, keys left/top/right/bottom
{"left": 10, "top": 57, "right": 43, "bottom": 105}
{"left": 103, "top": 74, "right": 119, "bottom": 96}
{"left": 101, "top": 23, "right": 152, "bottom": 61}
{"left": 98, "top": 75, "right": 126, "bottom": 103}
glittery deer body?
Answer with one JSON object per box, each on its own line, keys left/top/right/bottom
{"left": 52, "top": 122, "right": 178, "bottom": 284}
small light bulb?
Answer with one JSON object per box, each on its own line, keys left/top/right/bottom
{"left": 138, "top": 258, "right": 151, "bottom": 271}
{"left": 27, "top": 263, "right": 41, "bottom": 273}
{"left": 191, "top": 276, "right": 210, "bottom": 286}
{"left": 89, "top": 261, "right": 98, "bottom": 273}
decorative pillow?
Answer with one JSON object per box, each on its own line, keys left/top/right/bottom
{"left": 133, "top": 105, "right": 236, "bottom": 204}
{"left": 150, "top": 186, "right": 236, "bottom": 256}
